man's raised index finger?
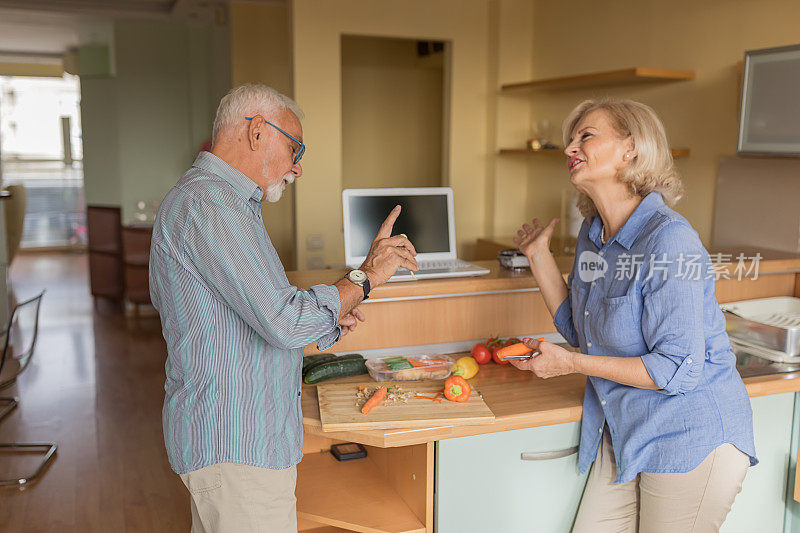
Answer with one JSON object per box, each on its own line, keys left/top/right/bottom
{"left": 377, "top": 205, "right": 401, "bottom": 239}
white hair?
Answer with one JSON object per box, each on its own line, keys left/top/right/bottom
{"left": 212, "top": 84, "right": 304, "bottom": 143}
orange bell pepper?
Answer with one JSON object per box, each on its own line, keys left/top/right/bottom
{"left": 443, "top": 376, "right": 471, "bottom": 402}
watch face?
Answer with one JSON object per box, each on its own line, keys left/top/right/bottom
{"left": 349, "top": 269, "right": 367, "bottom": 283}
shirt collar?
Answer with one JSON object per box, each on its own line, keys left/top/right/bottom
{"left": 588, "top": 191, "right": 665, "bottom": 250}
{"left": 192, "top": 151, "right": 264, "bottom": 203}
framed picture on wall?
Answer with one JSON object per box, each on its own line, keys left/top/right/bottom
{"left": 738, "top": 43, "right": 800, "bottom": 156}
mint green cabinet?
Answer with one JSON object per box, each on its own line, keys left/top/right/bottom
{"left": 723, "top": 392, "right": 794, "bottom": 533}
{"left": 436, "top": 393, "right": 795, "bottom": 533}
{"left": 436, "top": 422, "right": 588, "bottom": 533}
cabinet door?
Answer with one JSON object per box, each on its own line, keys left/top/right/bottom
{"left": 722, "top": 392, "right": 794, "bottom": 533}
{"left": 436, "top": 422, "right": 587, "bottom": 533}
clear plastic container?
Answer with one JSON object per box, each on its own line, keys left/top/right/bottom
{"left": 366, "top": 354, "right": 455, "bottom": 381}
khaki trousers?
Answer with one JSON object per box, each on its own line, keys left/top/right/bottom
{"left": 573, "top": 429, "right": 749, "bottom": 533}
{"left": 179, "top": 462, "right": 297, "bottom": 533}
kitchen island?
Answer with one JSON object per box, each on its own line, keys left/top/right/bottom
{"left": 289, "top": 249, "right": 800, "bottom": 533}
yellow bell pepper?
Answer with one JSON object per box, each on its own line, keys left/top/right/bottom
{"left": 452, "top": 356, "right": 479, "bottom": 380}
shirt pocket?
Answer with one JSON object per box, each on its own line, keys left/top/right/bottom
{"left": 570, "top": 282, "right": 588, "bottom": 338}
{"left": 593, "top": 293, "right": 643, "bottom": 350}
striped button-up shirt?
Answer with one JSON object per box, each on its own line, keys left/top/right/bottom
{"left": 150, "top": 151, "right": 341, "bottom": 474}
{"left": 554, "top": 192, "right": 756, "bottom": 483}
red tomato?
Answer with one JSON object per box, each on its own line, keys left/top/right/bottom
{"left": 485, "top": 337, "right": 502, "bottom": 348}
{"left": 505, "top": 337, "right": 522, "bottom": 346}
{"left": 491, "top": 344, "right": 510, "bottom": 365}
{"left": 471, "top": 343, "right": 492, "bottom": 365}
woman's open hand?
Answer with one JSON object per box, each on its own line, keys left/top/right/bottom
{"left": 513, "top": 218, "right": 559, "bottom": 259}
{"left": 508, "top": 337, "right": 576, "bottom": 379}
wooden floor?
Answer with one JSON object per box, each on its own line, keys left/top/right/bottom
{"left": 0, "top": 252, "right": 190, "bottom": 531}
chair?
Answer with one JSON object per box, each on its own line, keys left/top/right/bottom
{"left": 87, "top": 205, "right": 123, "bottom": 307}
{"left": 0, "top": 291, "right": 57, "bottom": 487}
{"left": 3, "top": 184, "right": 27, "bottom": 314}
{"left": 121, "top": 225, "right": 152, "bottom": 316}
{"left": 3, "top": 184, "right": 27, "bottom": 267}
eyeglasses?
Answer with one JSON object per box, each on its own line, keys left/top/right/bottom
{"left": 245, "top": 117, "right": 305, "bottom": 165}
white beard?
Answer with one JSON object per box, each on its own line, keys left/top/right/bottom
{"left": 264, "top": 172, "right": 295, "bottom": 203}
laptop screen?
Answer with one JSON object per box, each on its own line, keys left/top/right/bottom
{"left": 345, "top": 192, "right": 451, "bottom": 258}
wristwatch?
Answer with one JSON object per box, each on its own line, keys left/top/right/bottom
{"left": 346, "top": 269, "right": 371, "bottom": 301}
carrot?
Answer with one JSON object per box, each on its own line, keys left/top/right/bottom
{"left": 415, "top": 394, "right": 439, "bottom": 401}
{"left": 361, "top": 386, "right": 387, "bottom": 414}
{"left": 496, "top": 338, "right": 545, "bottom": 360}
{"left": 495, "top": 342, "right": 531, "bottom": 359}
{"left": 409, "top": 358, "right": 449, "bottom": 368}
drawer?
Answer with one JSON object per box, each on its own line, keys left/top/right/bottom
{"left": 436, "top": 422, "right": 587, "bottom": 533}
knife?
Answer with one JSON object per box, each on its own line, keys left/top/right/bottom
{"left": 502, "top": 350, "right": 541, "bottom": 360}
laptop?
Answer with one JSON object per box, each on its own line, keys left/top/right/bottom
{"left": 342, "top": 187, "right": 490, "bottom": 282}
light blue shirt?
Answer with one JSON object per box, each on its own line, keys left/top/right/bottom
{"left": 554, "top": 192, "right": 756, "bottom": 483}
{"left": 149, "top": 152, "right": 342, "bottom": 474}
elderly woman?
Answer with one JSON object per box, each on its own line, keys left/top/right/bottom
{"left": 511, "top": 99, "right": 756, "bottom": 532}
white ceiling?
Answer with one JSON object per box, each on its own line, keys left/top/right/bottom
{"left": 0, "top": 0, "right": 178, "bottom": 18}
{"left": 0, "top": 0, "right": 252, "bottom": 57}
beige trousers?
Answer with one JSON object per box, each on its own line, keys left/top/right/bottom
{"left": 179, "top": 462, "right": 297, "bottom": 533}
{"left": 573, "top": 429, "right": 750, "bottom": 533}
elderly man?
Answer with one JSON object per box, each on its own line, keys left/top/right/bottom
{"left": 149, "top": 84, "right": 418, "bottom": 532}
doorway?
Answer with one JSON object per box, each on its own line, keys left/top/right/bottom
{"left": 0, "top": 73, "right": 85, "bottom": 249}
{"left": 341, "top": 35, "right": 446, "bottom": 189}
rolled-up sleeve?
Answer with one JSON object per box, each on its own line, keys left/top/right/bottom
{"left": 184, "top": 198, "right": 341, "bottom": 351}
{"left": 308, "top": 284, "right": 342, "bottom": 350}
{"left": 553, "top": 272, "right": 579, "bottom": 347}
{"left": 639, "top": 222, "right": 705, "bottom": 395}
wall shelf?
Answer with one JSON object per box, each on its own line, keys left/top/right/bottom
{"left": 501, "top": 67, "right": 695, "bottom": 92}
{"left": 499, "top": 147, "right": 691, "bottom": 158}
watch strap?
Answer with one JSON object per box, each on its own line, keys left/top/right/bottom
{"left": 361, "top": 275, "right": 371, "bottom": 301}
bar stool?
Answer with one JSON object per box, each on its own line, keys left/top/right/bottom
{"left": 0, "top": 291, "right": 57, "bottom": 487}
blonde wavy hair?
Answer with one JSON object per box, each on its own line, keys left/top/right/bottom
{"left": 562, "top": 99, "right": 684, "bottom": 218}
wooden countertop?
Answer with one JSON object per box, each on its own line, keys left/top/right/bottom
{"left": 302, "top": 361, "right": 800, "bottom": 448}
{"left": 287, "top": 248, "right": 800, "bottom": 299}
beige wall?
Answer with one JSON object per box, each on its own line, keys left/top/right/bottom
{"left": 229, "top": 0, "right": 798, "bottom": 263}
{"left": 500, "top": 0, "right": 800, "bottom": 246}
{"left": 488, "top": 0, "right": 535, "bottom": 238}
{"left": 231, "top": 1, "right": 297, "bottom": 268}
{"left": 292, "top": 0, "right": 491, "bottom": 269}
{"left": 341, "top": 35, "right": 444, "bottom": 190}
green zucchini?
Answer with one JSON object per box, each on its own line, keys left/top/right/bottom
{"left": 302, "top": 353, "right": 335, "bottom": 372}
{"left": 303, "top": 353, "right": 363, "bottom": 378}
{"left": 304, "top": 358, "right": 368, "bottom": 384}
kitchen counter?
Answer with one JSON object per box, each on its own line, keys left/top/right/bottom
{"left": 292, "top": 248, "right": 800, "bottom": 533}
{"left": 302, "top": 359, "right": 800, "bottom": 448}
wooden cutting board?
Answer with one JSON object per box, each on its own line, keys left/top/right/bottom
{"left": 317, "top": 380, "right": 495, "bottom": 432}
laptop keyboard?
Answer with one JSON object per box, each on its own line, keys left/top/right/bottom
{"left": 394, "top": 259, "right": 474, "bottom": 274}
{"left": 416, "top": 259, "right": 473, "bottom": 270}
